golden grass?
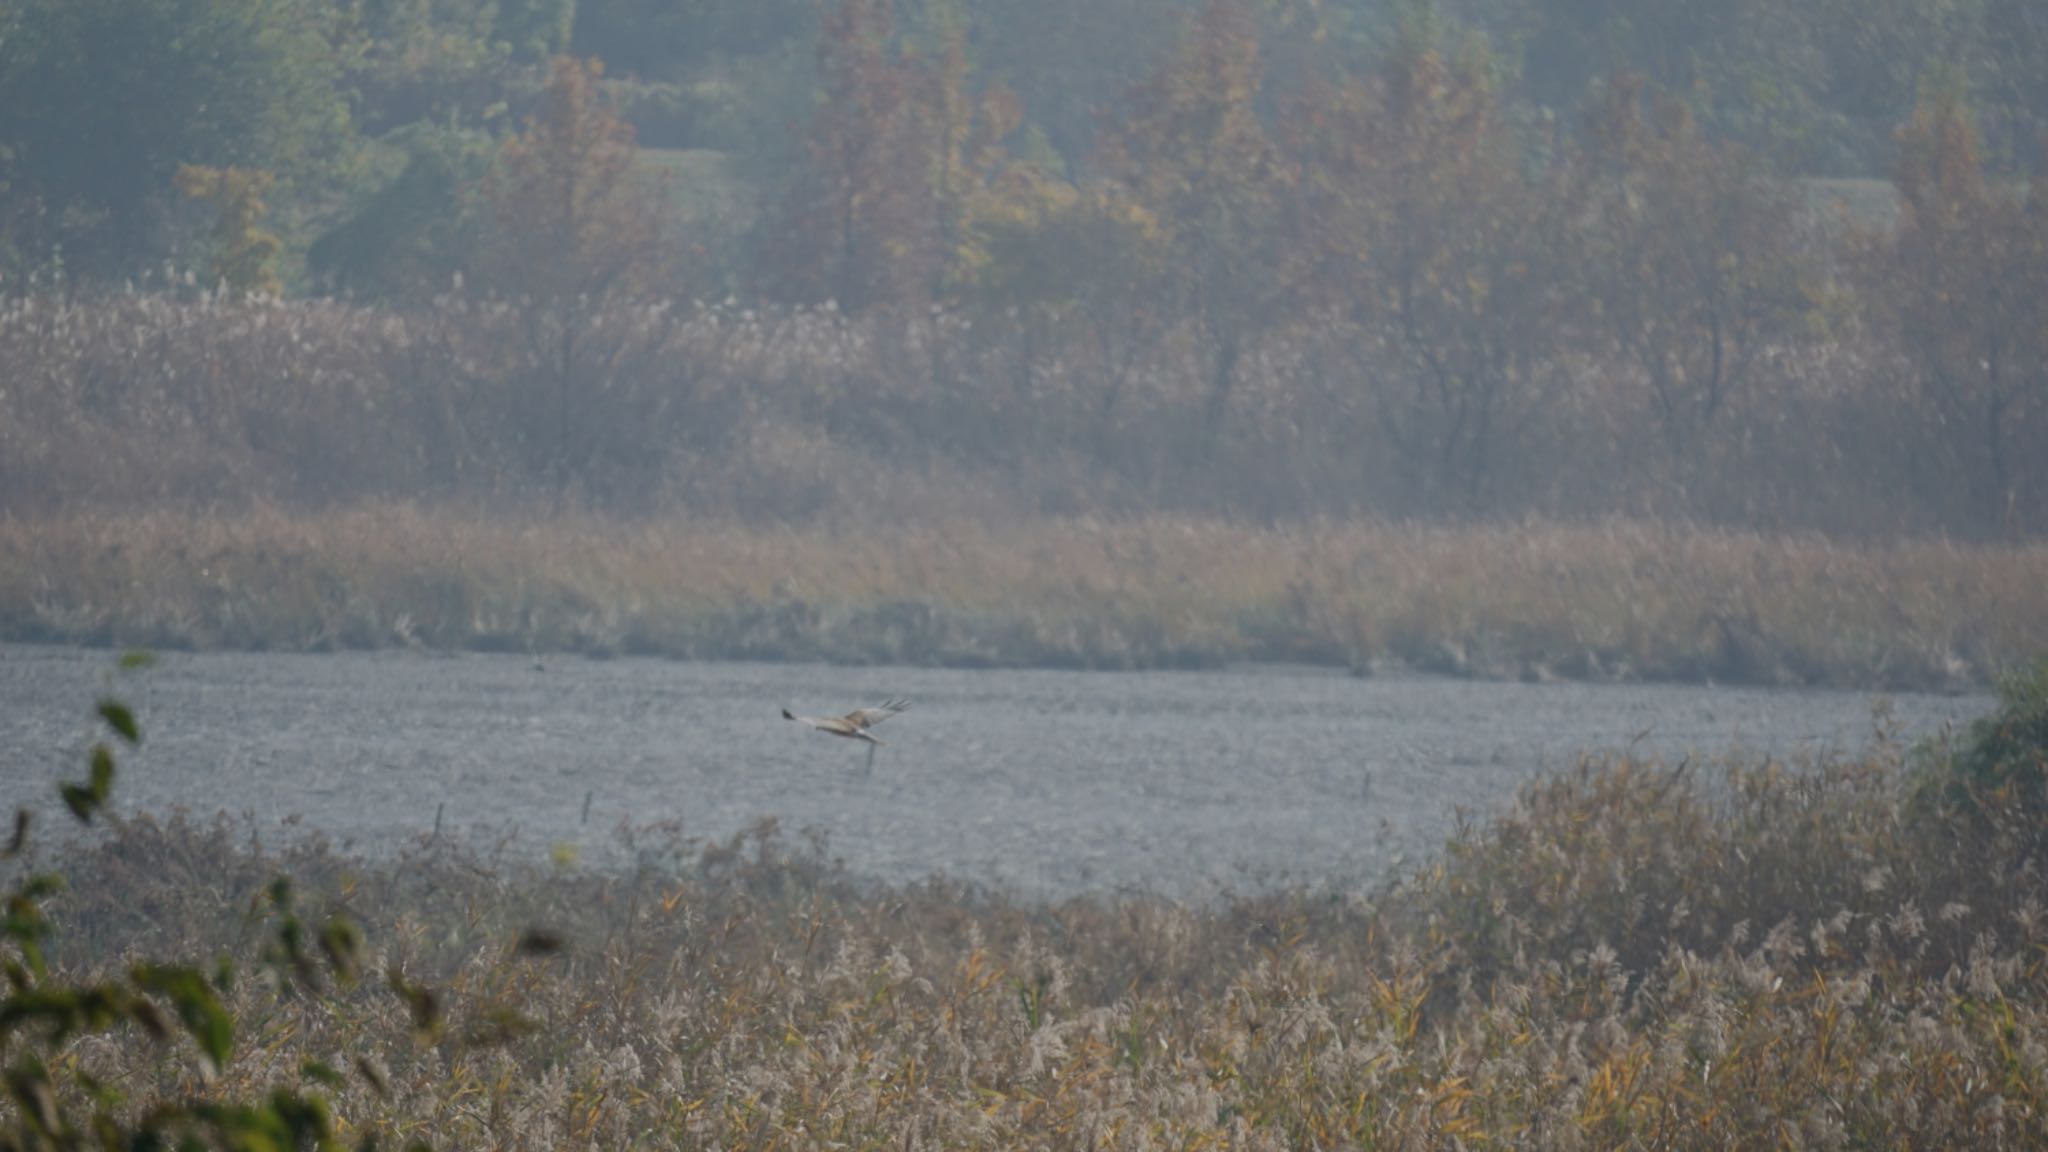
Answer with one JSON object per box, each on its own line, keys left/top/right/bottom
{"left": 6, "top": 502, "right": 2045, "bottom": 685}
{"left": 27, "top": 691, "right": 2048, "bottom": 1150}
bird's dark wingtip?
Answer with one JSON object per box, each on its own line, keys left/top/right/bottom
{"left": 781, "top": 708, "right": 796, "bottom": 721}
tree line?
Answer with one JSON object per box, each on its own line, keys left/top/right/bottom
{"left": 0, "top": 0, "right": 2041, "bottom": 535}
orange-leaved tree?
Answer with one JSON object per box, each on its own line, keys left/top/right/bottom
{"left": 767, "top": 0, "right": 935, "bottom": 311}
{"left": 1101, "top": 0, "right": 1297, "bottom": 447}
{"left": 479, "top": 55, "right": 673, "bottom": 499}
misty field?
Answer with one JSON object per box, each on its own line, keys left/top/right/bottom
{"left": 6, "top": 505, "right": 2044, "bottom": 689}
{"left": 13, "top": 662, "right": 2048, "bottom": 1149}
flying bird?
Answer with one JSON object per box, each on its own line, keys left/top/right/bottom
{"left": 782, "top": 698, "right": 910, "bottom": 746}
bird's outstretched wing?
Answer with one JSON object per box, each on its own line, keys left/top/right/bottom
{"left": 841, "top": 698, "right": 909, "bottom": 730}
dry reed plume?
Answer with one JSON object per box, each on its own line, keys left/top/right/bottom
{"left": 19, "top": 665, "right": 2048, "bottom": 1149}
{"left": 3, "top": 290, "right": 2041, "bottom": 535}
{"left": 6, "top": 504, "right": 2042, "bottom": 687}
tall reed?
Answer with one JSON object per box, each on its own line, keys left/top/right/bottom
{"left": 7, "top": 505, "right": 2042, "bottom": 686}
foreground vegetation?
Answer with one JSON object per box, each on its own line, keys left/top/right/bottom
{"left": 6, "top": 507, "right": 2043, "bottom": 687}
{"left": 10, "top": 660, "right": 2048, "bottom": 1149}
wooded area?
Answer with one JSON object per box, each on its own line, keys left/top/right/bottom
{"left": 0, "top": 0, "right": 2042, "bottom": 535}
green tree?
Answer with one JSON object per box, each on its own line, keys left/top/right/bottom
{"left": 307, "top": 125, "right": 493, "bottom": 300}
{"left": 0, "top": 0, "right": 350, "bottom": 282}
{"left": 495, "top": 0, "right": 577, "bottom": 61}
{"left": 331, "top": 0, "right": 522, "bottom": 136}
{"left": 1807, "top": 0, "right": 1986, "bottom": 164}
{"left": 922, "top": 3, "right": 977, "bottom": 300}
{"left": 175, "top": 165, "right": 286, "bottom": 297}
{"left": 1443, "top": 0, "right": 1996, "bottom": 172}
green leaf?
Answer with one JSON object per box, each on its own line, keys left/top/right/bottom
{"left": 17, "top": 939, "right": 46, "bottom": 981}
{"left": 97, "top": 700, "right": 140, "bottom": 744}
{"left": 77, "top": 1070, "right": 123, "bottom": 1108}
{"left": 119, "top": 650, "right": 158, "bottom": 670}
{"left": 387, "top": 969, "right": 442, "bottom": 1035}
{"left": 301, "top": 1060, "right": 346, "bottom": 1090}
{"left": 133, "top": 964, "right": 235, "bottom": 1070}
{"left": 319, "top": 917, "right": 364, "bottom": 984}
{"left": 89, "top": 744, "right": 116, "bottom": 800}
{"left": 271, "top": 912, "right": 318, "bottom": 985}
{"left": 269, "top": 1088, "right": 335, "bottom": 1145}
{"left": 61, "top": 783, "right": 100, "bottom": 823}
{"left": 16, "top": 874, "right": 63, "bottom": 901}
{"left": 89, "top": 1115, "right": 128, "bottom": 1150}
{"left": 5, "top": 1060, "right": 61, "bottom": 1135}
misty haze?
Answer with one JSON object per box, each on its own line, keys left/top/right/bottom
{"left": 2, "top": 0, "right": 2045, "bottom": 1147}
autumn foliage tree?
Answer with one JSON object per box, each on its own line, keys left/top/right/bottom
{"left": 1573, "top": 76, "right": 1814, "bottom": 474}
{"left": 173, "top": 164, "right": 285, "bottom": 296}
{"left": 1881, "top": 84, "right": 2045, "bottom": 534}
{"left": 768, "top": 0, "right": 935, "bottom": 310}
{"left": 484, "top": 57, "right": 666, "bottom": 307}
{"left": 968, "top": 173, "right": 1168, "bottom": 448}
{"left": 479, "top": 55, "right": 672, "bottom": 498}
{"left": 923, "top": 4, "right": 978, "bottom": 300}
{"left": 1350, "top": 22, "right": 1569, "bottom": 512}
{"left": 1102, "top": 0, "right": 1296, "bottom": 445}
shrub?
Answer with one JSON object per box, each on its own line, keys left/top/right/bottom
{"left": 0, "top": 655, "right": 440, "bottom": 1152}
{"left": 1913, "top": 657, "right": 2048, "bottom": 837}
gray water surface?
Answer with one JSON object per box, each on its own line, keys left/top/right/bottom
{"left": 0, "top": 645, "right": 1990, "bottom": 897}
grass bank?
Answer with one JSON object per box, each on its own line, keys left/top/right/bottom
{"left": 18, "top": 664, "right": 2048, "bottom": 1148}
{"left": 6, "top": 503, "right": 2043, "bottom": 687}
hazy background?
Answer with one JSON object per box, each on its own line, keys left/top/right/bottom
{"left": 0, "top": 0, "right": 2042, "bottom": 537}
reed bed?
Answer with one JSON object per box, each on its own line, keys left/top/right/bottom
{"left": 19, "top": 668, "right": 2048, "bottom": 1149}
{"left": 6, "top": 504, "right": 2043, "bottom": 687}
{"left": 3, "top": 290, "right": 2040, "bottom": 537}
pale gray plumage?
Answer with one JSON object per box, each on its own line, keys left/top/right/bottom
{"left": 782, "top": 698, "right": 909, "bottom": 746}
